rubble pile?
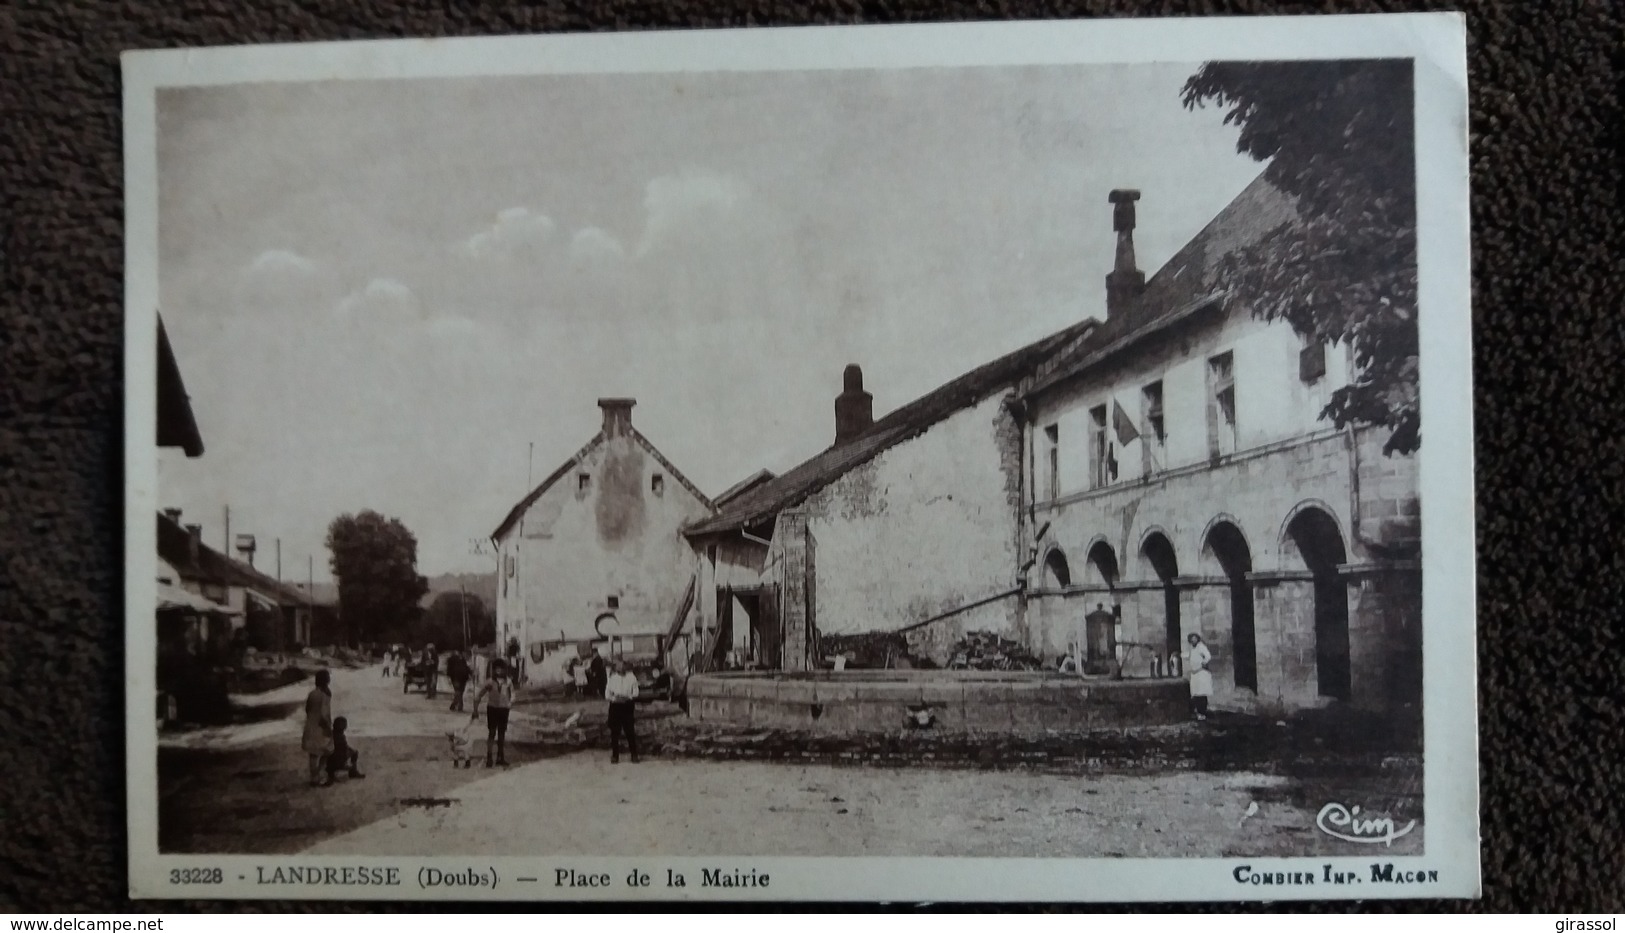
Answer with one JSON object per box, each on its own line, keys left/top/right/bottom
{"left": 946, "top": 631, "right": 1046, "bottom": 671}
{"left": 818, "top": 631, "right": 932, "bottom": 669}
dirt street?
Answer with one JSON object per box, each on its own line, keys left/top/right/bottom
{"left": 159, "top": 662, "right": 1422, "bottom": 858}
{"left": 302, "top": 750, "right": 1421, "bottom": 859}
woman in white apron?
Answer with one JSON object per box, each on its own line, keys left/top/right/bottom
{"left": 1185, "top": 633, "right": 1213, "bottom": 721}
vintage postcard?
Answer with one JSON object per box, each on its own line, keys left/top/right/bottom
{"left": 124, "top": 13, "right": 1476, "bottom": 901}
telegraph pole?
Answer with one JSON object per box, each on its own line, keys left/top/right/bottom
{"left": 460, "top": 583, "right": 470, "bottom": 650}
{"left": 276, "top": 538, "right": 282, "bottom": 582}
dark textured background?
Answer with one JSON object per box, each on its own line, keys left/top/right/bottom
{"left": 1, "top": 0, "right": 1622, "bottom": 913}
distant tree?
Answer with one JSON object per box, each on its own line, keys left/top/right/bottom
{"left": 420, "top": 591, "right": 496, "bottom": 651}
{"left": 326, "top": 510, "right": 429, "bottom": 646}
{"left": 1182, "top": 60, "right": 1420, "bottom": 454}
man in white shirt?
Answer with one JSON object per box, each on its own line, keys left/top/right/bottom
{"left": 604, "top": 659, "right": 640, "bottom": 764}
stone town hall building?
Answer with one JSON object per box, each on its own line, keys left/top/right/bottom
{"left": 497, "top": 172, "right": 1422, "bottom": 716}
{"left": 1016, "top": 177, "right": 1421, "bottom": 715}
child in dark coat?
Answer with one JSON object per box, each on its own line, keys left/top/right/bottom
{"left": 322, "top": 716, "right": 365, "bottom": 784}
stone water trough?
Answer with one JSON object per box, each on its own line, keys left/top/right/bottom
{"left": 687, "top": 670, "right": 1189, "bottom": 734}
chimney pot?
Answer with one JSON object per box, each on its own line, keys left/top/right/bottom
{"left": 163, "top": 508, "right": 182, "bottom": 523}
{"left": 597, "top": 398, "right": 636, "bottom": 436}
{"left": 834, "top": 364, "right": 874, "bottom": 445}
{"left": 1105, "top": 188, "right": 1147, "bottom": 318}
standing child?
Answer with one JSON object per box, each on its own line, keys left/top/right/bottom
{"left": 301, "top": 669, "right": 333, "bottom": 787}
{"left": 471, "top": 659, "right": 515, "bottom": 768}
{"left": 571, "top": 656, "right": 588, "bottom": 699}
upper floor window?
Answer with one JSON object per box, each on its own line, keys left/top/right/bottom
{"left": 1089, "top": 405, "right": 1116, "bottom": 489}
{"left": 607, "top": 595, "right": 619, "bottom": 609}
{"left": 651, "top": 473, "right": 665, "bottom": 495}
{"left": 577, "top": 473, "right": 591, "bottom": 492}
{"left": 1043, "top": 424, "right": 1060, "bottom": 500}
{"left": 1141, "top": 380, "right": 1166, "bottom": 471}
{"left": 1209, "top": 351, "right": 1237, "bottom": 458}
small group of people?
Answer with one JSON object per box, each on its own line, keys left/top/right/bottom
{"left": 564, "top": 653, "right": 607, "bottom": 699}
{"left": 303, "top": 648, "right": 652, "bottom": 783}
{"left": 301, "top": 670, "right": 365, "bottom": 787}
{"left": 466, "top": 655, "right": 641, "bottom": 765}
{"left": 379, "top": 644, "right": 408, "bottom": 678}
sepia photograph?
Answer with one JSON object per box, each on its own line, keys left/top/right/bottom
{"left": 125, "top": 15, "right": 1476, "bottom": 900}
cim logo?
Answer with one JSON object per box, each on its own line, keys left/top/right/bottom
{"left": 1315, "top": 802, "right": 1417, "bottom": 846}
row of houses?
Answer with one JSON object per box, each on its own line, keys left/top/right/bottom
{"left": 491, "top": 172, "right": 1423, "bottom": 716}
{"left": 156, "top": 317, "right": 338, "bottom": 721}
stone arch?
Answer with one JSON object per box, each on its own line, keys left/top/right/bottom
{"left": 1083, "top": 537, "right": 1119, "bottom": 587}
{"left": 1277, "top": 498, "right": 1346, "bottom": 567}
{"left": 1196, "top": 513, "right": 1249, "bottom": 573}
{"left": 1281, "top": 503, "right": 1351, "bottom": 701}
{"left": 1200, "top": 518, "right": 1257, "bottom": 693}
{"left": 1042, "top": 547, "right": 1072, "bottom": 589}
{"left": 1136, "top": 524, "right": 1178, "bottom": 576}
{"left": 1139, "top": 529, "right": 1181, "bottom": 657}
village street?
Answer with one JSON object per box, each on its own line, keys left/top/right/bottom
{"left": 159, "top": 663, "right": 1423, "bottom": 859}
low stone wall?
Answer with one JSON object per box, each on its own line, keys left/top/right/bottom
{"left": 687, "top": 670, "right": 1189, "bottom": 734}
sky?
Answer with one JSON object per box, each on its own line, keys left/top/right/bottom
{"left": 155, "top": 61, "right": 1265, "bottom": 581}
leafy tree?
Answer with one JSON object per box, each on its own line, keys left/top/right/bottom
{"left": 1182, "top": 60, "right": 1420, "bottom": 454}
{"left": 326, "top": 510, "right": 429, "bottom": 646}
{"left": 419, "top": 591, "right": 496, "bottom": 651}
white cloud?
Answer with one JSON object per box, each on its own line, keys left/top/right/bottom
{"left": 247, "top": 248, "right": 318, "bottom": 276}
{"left": 636, "top": 170, "right": 751, "bottom": 258}
{"left": 337, "top": 277, "right": 423, "bottom": 321}
{"left": 233, "top": 248, "right": 333, "bottom": 319}
{"left": 568, "top": 226, "right": 626, "bottom": 266}
{"left": 463, "top": 207, "right": 557, "bottom": 261}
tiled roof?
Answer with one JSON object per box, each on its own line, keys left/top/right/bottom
{"left": 1027, "top": 172, "right": 1301, "bottom": 396}
{"left": 713, "top": 468, "right": 776, "bottom": 507}
{"left": 683, "top": 317, "right": 1100, "bottom": 537}
{"left": 157, "top": 512, "right": 311, "bottom": 607}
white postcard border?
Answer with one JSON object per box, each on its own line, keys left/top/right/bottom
{"left": 123, "top": 12, "right": 1476, "bottom": 901}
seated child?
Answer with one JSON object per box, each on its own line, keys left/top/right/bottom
{"left": 323, "top": 716, "right": 365, "bottom": 784}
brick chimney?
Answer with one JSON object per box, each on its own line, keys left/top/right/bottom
{"left": 185, "top": 524, "right": 202, "bottom": 566}
{"left": 163, "top": 508, "right": 182, "bottom": 524}
{"left": 598, "top": 398, "right": 636, "bottom": 437}
{"left": 1105, "top": 189, "right": 1147, "bottom": 317}
{"left": 834, "top": 364, "right": 874, "bottom": 445}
